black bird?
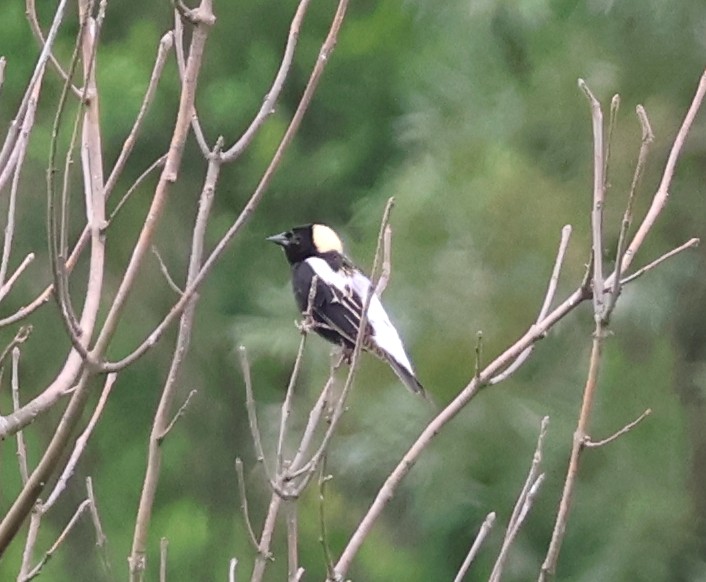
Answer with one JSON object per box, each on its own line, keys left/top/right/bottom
{"left": 267, "top": 223, "right": 425, "bottom": 396}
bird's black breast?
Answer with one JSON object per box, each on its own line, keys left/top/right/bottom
{"left": 291, "top": 260, "right": 364, "bottom": 349}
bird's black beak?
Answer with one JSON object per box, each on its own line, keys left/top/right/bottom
{"left": 266, "top": 232, "right": 289, "bottom": 247}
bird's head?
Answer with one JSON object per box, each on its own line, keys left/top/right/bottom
{"left": 267, "top": 224, "right": 343, "bottom": 264}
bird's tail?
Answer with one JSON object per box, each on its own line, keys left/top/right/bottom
{"left": 385, "top": 355, "right": 427, "bottom": 399}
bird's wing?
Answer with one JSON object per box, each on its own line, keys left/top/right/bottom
{"left": 298, "top": 258, "right": 369, "bottom": 346}
{"left": 301, "top": 258, "right": 424, "bottom": 396}
{"left": 348, "top": 270, "right": 417, "bottom": 374}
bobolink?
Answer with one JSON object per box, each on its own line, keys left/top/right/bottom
{"left": 267, "top": 223, "right": 425, "bottom": 397}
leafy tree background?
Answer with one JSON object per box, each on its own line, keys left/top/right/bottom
{"left": 1, "top": 0, "right": 705, "bottom": 580}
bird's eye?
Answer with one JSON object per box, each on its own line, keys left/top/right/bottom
{"left": 291, "top": 235, "right": 301, "bottom": 245}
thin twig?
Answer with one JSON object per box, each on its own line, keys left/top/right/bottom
{"left": 0, "top": 76, "right": 41, "bottom": 288}
{"left": 25, "top": 0, "right": 82, "bottom": 98}
{"left": 239, "top": 346, "right": 274, "bottom": 483}
{"left": 221, "top": 0, "right": 313, "bottom": 162}
{"left": 605, "top": 105, "right": 654, "bottom": 319}
{"left": 173, "top": 14, "right": 210, "bottom": 157}
{"left": 0, "top": 326, "right": 32, "bottom": 371}
{"left": 152, "top": 246, "right": 184, "bottom": 295}
{"left": 250, "top": 495, "right": 281, "bottom": 582}
{"left": 540, "top": 84, "right": 610, "bottom": 582}
{"left": 578, "top": 79, "right": 606, "bottom": 318}
{"left": 374, "top": 224, "right": 392, "bottom": 296}
{"left": 104, "top": 32, "right": 174, "bottom": 198}
{"left": 287, "top": 361, "right": 339, "bottom": 473}
{"left": 43, "top": 373, "right": 117, "bottom": 512}
{"left": 286, "top": 502, "right": 299, "bottom": 582}
{"left": 0, "top": 253, "right": 35, "bottom": 305}
{"left": 474, "top": 331, "right": 483, "bottom": 382}
{"left": 603, "top": 94, "right": 620, "bottom": 190}
{"left": 21, "top": 500, "right": 91, "bottom": 582}
{"left": 621, "top": 238, "right": 699, "bottom": 286}
{"left": 18, "top": 509, "right": 41, "bottom": 581}
{"left": 584, "top": 408, "right": 651, "bottom": 448}
{"left": 318, "top": 458, "right": 335, "bottom": 579}
{"left": 129, "top": 135, "right": 220, "bottom": 581}
{"left": 229, "top": 558, "right": 238, "bottom": 582}
{"left": 157, "top": 389, "right": 197, "bottom": 442}
{"left": 452, "top": 512, "right": 496, "bottom": 582}
{"left": 611, "top": 68, "right": 706, "bottom": 281}
{"left": 235, "top": 458, "right": 260, "bottom": 551}
{"left": 108, "top": 154, "right": 168, "bottom": 223}
{"left": 0, "top": 0, "right": 68, "bottom": 179}
{"left": 276, "top": 281, "right": 315, "bottom": 472}
{"left": 489, "top": 225, "right": 572, "bottom": 385}
{"left": 490, "top": 417, "right": 549, "bottom": 582}
{"left": 86, "top": 476, "right": 111, "bottom": 577}
{"left": 160, "top": 538, "right": 168, "bottom": 582}
{"left": 11, "top": 347, "right": 29, "bottom": 485}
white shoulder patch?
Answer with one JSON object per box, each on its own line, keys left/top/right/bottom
{"left": 312, "top": 224, "right": 343, "bottom": 254}
{"left": 305, "top": 257, "right": 347, "bottom": 291}
{"left": 306, "top": 257, "right": 416, "bottom": 376}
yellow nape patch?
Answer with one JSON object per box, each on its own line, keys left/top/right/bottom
{"left": 312, "top": 224, "right": 343, "bottom": 253}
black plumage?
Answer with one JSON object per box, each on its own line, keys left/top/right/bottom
{"left": 267, "top": 223, "right": 425, "bottom": 396}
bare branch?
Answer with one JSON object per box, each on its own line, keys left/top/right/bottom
{"left": 318, "top": 459, "right": 335, "bottom": 579}
{"left": 0, "top": 326, "right": 32, "bottom": 371}
{"left": 473, "top": 331, "right": 483, "bottom": 382}
{"left": 235, "top": 458, "right": 260, "bottom": 551}
{"left": 86, "top": 476, "right": 111, "bottom": 577}
{"left": 333, "top": 68, "right": 706, "bottom": 577}
{"left": 0, "top": 76, "right": 41, "bottom": 288}
{"left": 288, "top": 361, "right": 339, "bottom": 473}
{"left": 160, "top": 538, "right": 168, "bottom": 582}
{"left": 286, "top": 502, "right": 299, "bottom": 581}
{"left": 152, "top": 246, "right": 184, "bottom": 295}
{"left": 276, "top": 286, "right": 314, "bottom": 471}
{"left": 229, "top": 558, "right": 237, "bottom": 582}
{"left": 157, "top": 389, "right": 197, "bottom": 442}
{"left": 25, "top": 0, "right": 82, "bottom": 99}
{"left": 374, "top": 224, "right": 392, "bottom": 296}
{"left": 250, "top": 496, "right": 282, "bottom": 582}
{"left": 18, "top": 510, "right": 41, "bottom": 581}
{"left": 43, "top": 373, "right": 117, "bottom": 512}
{"left": 102, "top": 0, "right": 350, "bottom": 372}
{"left": 0, "top": 254, "right": 35, "bottom": 305}
{"left": 104, "top": 32, "right": 174, "bottom": 198}
{"left": 612, "top": 68, "right": 706, "bottom": 280}
{"left": 129, "top": 134, "right": 220, "bottom": 580}
{"left": 452, "top": 512, "right": 496, "bottom": 582}
{"left": 620, "top": 238, "right": 699, "bottom": 286}
{"left": 11, "top": 347, "right": 29, "bottom": 485}
{"left": 603, "top": 94, "right": 620, "bottom": 190}
{"left": 584, "top": 408, "right": 651, "bottom": 448}
{"left": 605, "top": 105, "right": 654, "bottom": 319}
{"left": 0, "top": 0, "right": 68, "bottom": 180}
{"left": 173, "top": 14, "right": 210, "bottom": 158}
{"left": 221, "top": 0, "right": 313, "bottom": 162}
{"left": 21, "top": 500, "right": 91, "bottom": 582}
{"left": 239, "top": 346, "right": 273, "bottom": 484}
{"left": 490, "top": 225, "right": 572, "bottom": 385}
{"left": 578, "top": 79, "right": 606, "bottom": 318}
{"left": 490, "top": 417, "right": 549, "bottom": 582}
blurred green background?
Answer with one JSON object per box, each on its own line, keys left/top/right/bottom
{"left": 1, "top": 0, "right": 706, "bottom": 580}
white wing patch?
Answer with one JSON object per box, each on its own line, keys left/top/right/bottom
{"left": 306, "top": 257, "right": 416, "bottom": 375}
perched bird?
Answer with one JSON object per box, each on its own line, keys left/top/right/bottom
{"left": 267, "top": 223, "right": 425, "bottom": 396}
